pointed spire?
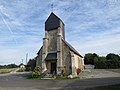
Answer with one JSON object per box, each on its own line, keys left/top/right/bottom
{"left": 45, "top": 12, "right": 62, "bottom": 30}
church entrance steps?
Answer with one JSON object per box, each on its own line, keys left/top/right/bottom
{"left": 43, "top": 74, "right": 54, "bottom": 78}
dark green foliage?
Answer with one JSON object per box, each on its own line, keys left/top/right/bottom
{"left": 94, "top": 57, "right": 107, "bottom": 69}
{"left": 107, "top": 60, "right": 119, "bottom": 69}
{"left": 84, "top": 53, "right": 120, "bottom": 69}
{"left": 105, "top": 53, "right": 120, "bottom": 69}
{"left": 0, "top": 64, "right": 18, "bottom": 69}
{"left": 84, "top": 53, "right": 99, "bottom": 65}
{"left": 61, "top": 66, "right": 67, "bottom": 76}
{"left": 32, "top": 66, "right": 42, "bottom": 78}
{"left": 106, "top": 53, "right": 120, "bottom": 61}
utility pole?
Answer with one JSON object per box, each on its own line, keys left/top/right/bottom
{"left": 26, "top": 53, "right": 28, "bottom": 65}
{"left": 21, "top": 59, "right": 23, "bottom": 64}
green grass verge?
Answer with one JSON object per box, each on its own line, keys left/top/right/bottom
{"left": 0, "top": 69, "right": 12, "bottom": 74}
{"left": 0, "top": 71, "right": 11, "bottom": 74}
{"left": 0, "top": 68, "right": 19, "bottom": 74}
{"left": 26, "top": 75, "right": 41, "bottom": 80}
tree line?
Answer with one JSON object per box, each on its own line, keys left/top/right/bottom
{"left": 84, "top": 53, "right": 120, "bottom": 69}
{"left": 0, "top": 64, "right": 19, "bottom": 69}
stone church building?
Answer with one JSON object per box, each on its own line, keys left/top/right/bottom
{"left": 36, "top": 12, "right": 84, "bottom": 75}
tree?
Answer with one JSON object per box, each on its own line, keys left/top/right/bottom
{"left": 7, "top": 64, "right": 18, "bottom": 68}
{"left": 106, "top": 53, "right": 120, "bottom": 68}
{"left": 84, "top": 53, "right": 120, "bottom": 69}
{"left": 106, "top": 53, "right": 120, "bottom": 61}
{"left": 94, "top": 57, "right": 107, "bottom": 69}
{"left": 84, "top": 53, "right": 99, "bottom": 65}
{"left": 0, "top": 64, "right": 18, "bottom": 69}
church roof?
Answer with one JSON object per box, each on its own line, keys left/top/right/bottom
{"left": 62, "top": 39, "right": 83, "bottom": 58}
{"left": 45, "top": 52, "right": 57, "bottom": 61}
{"left": 45, "top": 12, "right": 64, "bottom": 30}
{"left": 37, "top": 46, "right": 43, "bottom": 55}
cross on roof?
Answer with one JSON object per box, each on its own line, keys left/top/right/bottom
{"left": 51, "top": 4, "right": 54, "bottom": 12}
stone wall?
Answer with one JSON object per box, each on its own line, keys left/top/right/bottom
{"left": 36, "top": 48, "right": 42, "bottom": 67}
{"left": 73, "top": 53, "right": 84, "bottom": 70}
{"left": 46, "top": 61, "right": 51, "bottom": 73}
{"left": 62, "top": 41, "right": 72, "bottom": 75}
{"left": 48, "top": 29, "right": 58, "bottom": 52}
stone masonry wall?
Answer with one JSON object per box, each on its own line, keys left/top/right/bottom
{"left": 48, "top": 29, "right": 58, "bottom": 52}
{"left": 73, "top": 53, "right": 84, "bottom": 70}
{"left": 62, "top": 41, "right": 72, "bottom": 75}
{"left": 36, "top": 48, "right": 42, "bottom": 67}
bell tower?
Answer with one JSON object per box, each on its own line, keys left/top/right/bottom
{"left": 42, "top": 12, "right": 65, "bottom": 74}
{"left": 45, "top": 12, "right": 65, "bottom": 39}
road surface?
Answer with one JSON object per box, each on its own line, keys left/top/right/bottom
{"left": 0, "top": 72, "right": 120, "bottom": 90}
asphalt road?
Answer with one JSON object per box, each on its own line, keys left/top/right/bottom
{"left": 0, "top": 72, "right": 120, "bottom": 90}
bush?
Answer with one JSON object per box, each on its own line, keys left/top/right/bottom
{"left": 32, "top": 66, "right": 42, "bottom": 78}
{"left": 61, "top": 66, "right": 67, "bottom": 76}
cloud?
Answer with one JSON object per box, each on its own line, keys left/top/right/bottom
{"left": 0, "top": 0, "right": 120, "bottom": 64}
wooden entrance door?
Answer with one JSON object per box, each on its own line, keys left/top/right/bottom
{"left": 51, "top": 62, "right": 56, "bottom": 74}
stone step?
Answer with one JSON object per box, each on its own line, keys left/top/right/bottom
{"left": 44, "top": 74, "right": 53, "bottom": 78}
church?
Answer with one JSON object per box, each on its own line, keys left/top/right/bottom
{"left": 36, "top": 12, "right": 84, "bottom": 76}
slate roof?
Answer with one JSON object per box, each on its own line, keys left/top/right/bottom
{"left": 45, "top": 52, "right": 57, "bottom": 61}
{"left": 37, "top": 46, "right": 43, "bottom": 55}
{"left": 62, "top": 39, "right": 83, "bottom": 58}
{"left": 45, "top": 12, "right": 64, "bottom": 30}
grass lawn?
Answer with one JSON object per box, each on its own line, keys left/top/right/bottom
{"left": 26, "top": 74, "right": 80, "bottom": 80}
{"left": 0, "top": 68, "right": 18, "bottom": 74}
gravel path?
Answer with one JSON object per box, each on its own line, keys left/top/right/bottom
{"left": 80, "top": 69, "right": 120, "bottom": 79}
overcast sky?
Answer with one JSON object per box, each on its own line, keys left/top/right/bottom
{"left": 0, "top": 0, "right": 120, "bottom": 65}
